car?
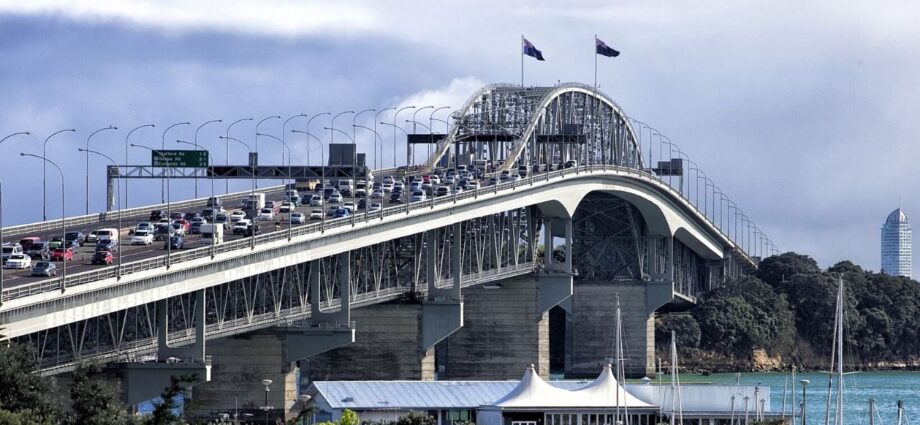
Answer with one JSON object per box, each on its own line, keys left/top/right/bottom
{"left": 182, "top": 212, "right": 198, "bottom": 221}
{"left": 25, "top": 242, "right": 51, "bottom": 260}
{"left": 436, "top": 186, "right": 451, "bottom": 197}
{"left": 154, "top": 224, "right": 171, "bottom": 241}
{"left": 257, "top": 208, "right": 275, "bottom": 221}
{"left": 85, "top": 230, "right": 100, "bottom": 244}
{"left": 279, "top": 203, "right": 293, "bottom": 214}
{"left": 92, "top": 250, "right": 114, "bottom": 265}
{"left": 410, "top": 190, "right": 427, "bottom": 202}
{"left": 242, "top": 224, "right": 261, "bottom": 237}
{"left": 51, "top": 248, "right": 74, "bottom": 262}
{"left": 48, "top": 236, "right": 65, "bottom": 250}
{"left": 466, "top": 181, "right": 481, "bottom": 190}
{"left": 382, "top": 183, "right": 394, "bottom": 193}
{"left": 190, "top": 218, "right": 207, "bottom": 234}
{"left": 174, "top": 219, "right": 191, "bottom": 232}
{"left": 64, "top": 231, "right": 86, "bottom": 247}
{"left": 229, "top": 211, "right": 246, "bottom": 223}
{"left": 382, "top": 176, "right": 394, "bottom": 184}
{"left": 328, "top": 193, "right": 343, "bottom": 204}
{"left": 95, "top": 238, "right": 118, "bottom": 253}
{"left": 206, "top": 196, "right": 222, "bottom": 208}
{"left": 309, "top": 195, "right": 324, "bottom": 207}
{"left": 17, "top": 237, "right": 40, "bottom": 250}
{"left": 149, "top": 210, "right": 163, "bottom": 221}
{"left": 214, "top": 213, "right": 230, "bottom": 229}
{"left": 289, "top": 195, "right": 302, "bottom": 206}
{"left": 31, "top": 261, "right": 57, "bottom": 277}
{"left": 488, "top": 177, "right": 499, "bottom": 186}
{"left": 354, "top": 189, "right": 366, "bottom": 198}
{"left": 309, "top": 209, "right": 323, "bottom": 220}
{"left": 564, "top": 160, "right": 578, "bottom": 169}
{"left": 131, "top": 230, "right": 154, "bottom": 245}
{"left": 3, "top": 254, "right": 31, "bottom": 269}
{"left": 170, "top": 222, "right": 187, "bottom": 236}
{"left": 135, "top": 222, "right": 155, "bottom": 234}
{"left": 369, "top": 202, "right": 382, "bottom": 212}
{"left": 169, "top": 212, "right": 184, "bottom": 220}
{"left": 164, "top": 235, "right": 184, "bottom": 250}
{"left": 326, "top": 205, "right": 339, "bottom": 217}
{"left": 334, "top": 208, "right": 351, "bottom": 218}
{"left": 357, "top": 199, "right": 367, "bottom": 209}
{"left": 342, "top": 202, "right": 356, "bottom": 213}
{"left": 429, "top": 175, "right": 441, "bottom": 185}
{"left": 371, "top": 189, "right": 384, "bottom": 199}
{"left": 389, "top": 191, "right": 404, "bottom": 203}
{"left": 290, "top": 212, "right": 306, "bottom": 224}
{"left": 232, "top": 219, "right": 252, "bottom": 234}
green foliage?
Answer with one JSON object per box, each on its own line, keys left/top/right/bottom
{"left": 754, "top": 252, "right": 820, "bottom": 286}
{"left": 0, "top": 408, "right": 58, "bottom": 425}
{"left": 656, "top": 314, "right": 700, "bottom": 356}
{"left": 0, "top": 343, "right": 61, "bottom": 423}
{"left": 341, "top": 409, "right": 361, "bottom": 425}
{"left": 317, "top": 421, "right": 339, "bottom": 425}
{"left": 69, "top": 364, "right": 139, "bottom": 425}
{"left": 146, "top": 374, "right": 197, "bottom": 425}
{"left": 396, "top": 411, "right": 437, "bottom": 425}
{"left": 693, "top": 276, "right": 796, "bottom": 357}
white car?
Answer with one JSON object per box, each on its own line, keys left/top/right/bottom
{"left": 310, "top": 209, "right": 323, "bottom": 220}
{"left": 371, "top": 189, "right": 384, "bottom": 199}
{"left": 328, "top": 193, "right": 343, "bottom": 204}
{"left": 309, "top": 195, "right": 324, "bottom": 207}
{"left": 290, "top": 212, "right": 306, "bottom": 224}
{"left": 429, "top": 175, "right": 441, "bottom": 184}
{"left": 257, "top": 208, "right": 275, "bottom": 221}
{"left": 342, "top": 202, "right": 356, "bottom": 213}
{"left": 279, "top": 203, "right": 293, "bottom": 214}
{"left": 369, "top": 202, "right": 382, "bottom": 212}
{"left": 229, "top": 211, "right": 246, "bottom": 223}
{"left": 232, "top": 219, "right": 252, "bottom": 234}
{"left": 382, "top": 183, "right": 394, "bottom": 193}
{"left": 131, "top": 230, "right": 154, "bottom": 245}
{"left": 135, "top": 222, "right": 155, "bottom": 233}
{"left": 410, "top": 190, "right": 427, "bottom": 202}
{"left": 382, "top": 176, "right": 394, "bottom": 184}
{"left": 4, "top": 254, "right": 31, "bottom": 269}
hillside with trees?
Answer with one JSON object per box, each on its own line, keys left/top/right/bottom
{"left": 656, "top": 252, "right": 920, "bottom": 371}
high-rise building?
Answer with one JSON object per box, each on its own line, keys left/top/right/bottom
{"left": 881, "top": 208, "right": 912, "bottom": 278}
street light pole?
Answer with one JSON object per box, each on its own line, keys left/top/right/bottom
{"left": 21, "top": 153, "right": 67, "bottom": 291}
{"left": 379, "top": 122, "right": 410, "bottom": 209}
{"left": 85, "top": 126, "right": 118, "bottom": 215}
{"left": 291, "top": 130, "right": 325, "bottom": 231}
{"left": 1, "top": 134, "right": 30, "bottom": 292}
{"left": 226, "top": 118, "right": 253, "bottom": 194}
{"left": 409, "top": 106, "right": 434, "bottom": 167}
{"left": 132, "top": 143, "right": 174, "bottom": 267}
{"left": 79, "top": 148, "right": 123, "bottom": 279}
{"left": 161, "top": 122, "right": 190, "bottom": 203}
{"left": 261, "top": 379, "right": 273, "bottom": 425}
{"left": 124, "top": 124, "right": 155, "bottom": 209}
{"left": 257, "top": 132, "right": 293, "bottom": 240}
{"left": 374, "top": 108, "right": 396, "bottom": 169}
{"left": 255, "top": 116, "right": 281, "bottom": 189}
{"left": 194, "top": 119, "right": 223, "bottom": 200}
{"left": 42, "top": 129, "right": 76, "bottom": 221}
{"left": 800, "top": 379, "right": 810, "bottom": 425}
{"left": 220, "top": 136, "right": 257, "bottom": 248}
{"left": 306, "top": 113, "right": 331, "bottom": 167}
{"left": 393, "top": 106, "right": 416, "bottom": 168}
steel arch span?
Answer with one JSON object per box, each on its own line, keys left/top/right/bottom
{"left": 421, "top": 82, "right": 642, "bottom": 173}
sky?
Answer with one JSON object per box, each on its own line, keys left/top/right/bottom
{"left": 1, "top": 0, "right": 919, "bottom": 270}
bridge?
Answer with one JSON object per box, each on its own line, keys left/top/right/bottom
{"left": 0, "top": 82, "right": 775, "bottom": 419}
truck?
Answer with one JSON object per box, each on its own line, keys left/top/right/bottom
{"left": 244, "top": 192, "right": 265, "bottom": 211}
{"left": 199, "top": 224, "right": 224, "bottom": 245}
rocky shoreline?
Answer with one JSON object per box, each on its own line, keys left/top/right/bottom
{"left": 664, "top": 349, "right": 920, "bottom": 374}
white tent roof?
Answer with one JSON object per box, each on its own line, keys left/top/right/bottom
{"left": 487, "top": 364, "right": 655, "bottom": 409}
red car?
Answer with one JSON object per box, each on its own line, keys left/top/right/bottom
{"left": 175, "top": 219, "right": 191, "bottom": 232}
{"left": 92, "top": 250, "right": 114, "bottom": 265}
{"left": 51, "top": 248, "right": 74, "bottom": 261}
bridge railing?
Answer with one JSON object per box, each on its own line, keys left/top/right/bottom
{"left": 2, "top": 164, "right": 749, "bottom": 303}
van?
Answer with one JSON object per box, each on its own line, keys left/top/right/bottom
{"left": 200, "top": 224, "right": 224, "bottom": 245}
{"left": 18, "top": 237, "right": 40, "bottom": 250}
{"left": 94, "top": 228, "right": 119, "bottom": 242}
{"left": 2, "top": 243, "right": 24, "bottom": 264}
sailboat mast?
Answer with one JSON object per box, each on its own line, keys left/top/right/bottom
{"left": 824, "top": 312, "right": 838, "bottom": 425}
{"left": 615, "top": 295, "right": 622, "bottom": 425}
{"left": 616, "top": 296, "right": 630, "bottom": 425}
{"left": 835, "top": 277, "right": 845, "bottom": 425}
{"left": 670, "top": 331, "right": 676, "bottom": 425}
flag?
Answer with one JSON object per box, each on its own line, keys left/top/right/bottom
{"left": 523, "top": 38, "right": 545, "bottom": 61}
{"left": 596, "top": 37, "right": 620, "bottom": 57}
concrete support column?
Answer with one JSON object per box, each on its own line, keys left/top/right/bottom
{"left": 566, "top": 281, "right": 671, "bottom": 379}
{"left": 440, "top": 276, "right": 551, "bottom": 379}
{"left": 544, "top": 219, "right": 554, "bottom": 271}
{"left": 563, "top": 218, "right": 573, "bottom": 273}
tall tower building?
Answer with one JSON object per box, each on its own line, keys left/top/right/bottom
{"left": 881, "top": 208, "right": 912, "bottom": 278}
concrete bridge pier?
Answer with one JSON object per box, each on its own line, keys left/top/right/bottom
{"left": 113, "top": 289, "right": 211, "bottom": 406}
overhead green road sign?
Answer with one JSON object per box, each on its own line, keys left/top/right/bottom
{"left": 152, "top": 150, "right": 209, "bottom": 168}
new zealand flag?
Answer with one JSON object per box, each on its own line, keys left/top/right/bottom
{"left": 596, "top": 38, "right": 620, "bottom": 57}
{"left": 523, "top": 38, "right": 545, "bottom": 61}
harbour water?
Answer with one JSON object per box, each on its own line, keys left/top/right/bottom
{"left": 671, "top": 371, "right": 920, "bottom": 425}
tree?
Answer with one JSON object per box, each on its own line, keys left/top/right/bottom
{"left": 146, "top": 374, "right": 196, "bottom": 425}
{"left": 754, "top": 252, "right": 820, "bottom": 286}
{"left": 341, "top": 409, "right": 361, "bottom": 425}
{"left": 69, "top": 364, "right": 139, "bottom": 425}
{"left": 0, "top": 343, "right": 61, "bottom": 423}
{"left": 396, "top": 411, "right": 437, "bottom": 425}
{"left": 656, "top": 314, "right": 700, "bottom": 356}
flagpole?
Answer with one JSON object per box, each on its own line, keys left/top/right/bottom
{"left": 594, "top": 34, "right": 598, "bottom": 89}
{"left": 521, "top": 34, "right": 524, "bottom": 87}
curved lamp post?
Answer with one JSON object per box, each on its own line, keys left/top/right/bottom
{"left": 220, "top": 136, "right": 257, "bottom": 248}
{"left": 124, "top": 124, "right": 155, "bottom": 208}
{"left": 43, "top": 129, "right": 76, "bottom": 221}
{"left": 393, "top": 106, "right": 416, "bottom": 167}
{"left": 132, "top": 143, "right": 174, "bottom": 267}
{"left": 193, "top": 119, "right": 223, "bottom": 199}
{"left": 225, "top": 118, "right": 253, "bottom": 194}
{"left": 374, "top": 108, "right": 396, "bottom": 169}
{"left": 254, "top": 116, "right": 281, "bottom": 189}
{"left": 21, "top": 153, "right": 67, "bottom": 291}
{"left": 79, "top": 148, "right": 123, "bottom": 279}
{"left": 291, "top": 129, "right": 326, "bottom": 231}
{"left": 257, "top": 132, "right": 294, "bottom": 240}
{"left": 85, "top": 126, "right": 118, "bottom": 215}
{"left": 306, "top": 113, "right": 331, "bottom": 166}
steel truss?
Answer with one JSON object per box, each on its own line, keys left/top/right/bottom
{"left": 15, "top": 206, "right": 541, "bottom": 373}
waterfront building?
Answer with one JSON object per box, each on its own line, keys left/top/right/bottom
{"left": 881, "top": 208, "right": 912, "bottom": 278}
{"left": 306, "top": 365, "right": 778, "bottom": 425}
